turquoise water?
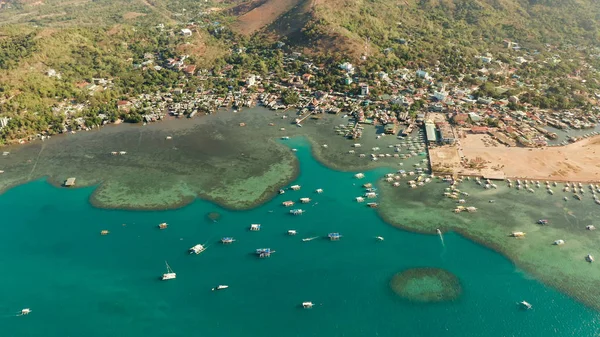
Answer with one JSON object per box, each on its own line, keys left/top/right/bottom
{"left": 1, "top": 138, "right": 599, "bottom": 337}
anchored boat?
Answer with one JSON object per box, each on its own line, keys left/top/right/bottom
{"left": 189, "top": 244, "right": 205, "bottom": 254}
{"left": 290, "top": 209, "right": 304, "bottom": 215}
{"left": 221, "top": 237, "right": 235, "bottom": 244}
{"left": 328, "top": 233, "right": 342, "bottom": 241}
{"left": 162, "top": 261, "right": 176, "bottom": 280}
{"left": 302, "top": 302, "right": 314, "bottom": 308}
{"left": 256, "top": 248, "right": 274, "bottom": 258}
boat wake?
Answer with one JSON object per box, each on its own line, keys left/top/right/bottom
{"left": 437, "top": 229, "right": 445, "bottom": 248}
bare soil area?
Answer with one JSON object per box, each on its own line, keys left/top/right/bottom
{"left": 232, "top": 0, "right": 302, "bottom": 35}
{"left": 454, "top": 134, "right": 600, "bottom": 182}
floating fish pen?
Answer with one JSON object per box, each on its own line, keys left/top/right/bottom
{"left": 290, "top": 209, "right": 304, "bottom": 215}
{"left": 100, "top": 230, "right": 109, "bottom": 235}
{"left": 250, "top": 224, "right": 261, "bottom": 231}
{"left": 158, "top": 223, "right": 168, "bottom": 229}
{"left": 290, "top": 185, "right": 301, "bottom": 191}
{"left": 282, "top": 201, "right": 294, "bottom": 207}
{"left": 328, "top": 233, "right": 342, "bottom": 241}
{"left": 256, "top": 248, "right": 274, "bottom": 258}
{"left": 221, "top": 237, "right": 235, "bottom": 244}
{"left": 300, "top": 198, "right": 311, "bottom": 203}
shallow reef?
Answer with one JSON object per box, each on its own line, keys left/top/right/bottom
{"left": 390, "top": 268, "right": 461, "bottom": 302}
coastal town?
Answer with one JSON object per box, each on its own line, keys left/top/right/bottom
{"left": 2, "top": 25, "right": 600, "bottom": 183}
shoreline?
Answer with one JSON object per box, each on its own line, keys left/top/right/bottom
{"left": 376, "top": 207, "right": 600, "bottom": 312}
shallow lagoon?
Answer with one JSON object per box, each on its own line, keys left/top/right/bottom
{"left": 1, "top": 138, "right": 599, "bottom": 337}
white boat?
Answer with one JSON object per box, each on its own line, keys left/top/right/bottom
{"left": 279, "top": 189, "right": 285, "bottom": 194}
{"left": 166, "top": 136, "right": 172, "bottom": 140}
{"left": 250, "top": 224, "right": 261, "bottom": 231}
{"left": 119, "top": 151, "right": 127, "bottom": 155}
{"left": 436, "top": 229, "right": 442, "bottom": 235}
{"left": 189, "top": 244, "right": 205, "bottom": 254}
{"left": 221, "top": 237, "right": 235, "bottom": 244}
{"left": 290, "top": 185, "right": 301, "bottom": 191}
{"left": 519, "top": 301, "right": 532, "bottom": 310}
{"left": 586, "top": 254, "right": 594, "bottom": 263}
{"left": 355, "top": 173, "right": 365, "bottom": 179}
{"left": 20, "top": 308, "right": 31, "bottom": 316}
{"left": 288, "top": 230, "right": 297, "bottom": 236}
{"left": 212, "top": 285, "right": 229, "bottom": 291}
{"left": 365, "top": 192, "right": 377, "bottom": 199}
{"left": 511, "top": 232, "right": 526, "bottom": 238}
{"left": 290, "top": 209, "right": 304, "bottom": 215}
{"left": 315, "top": 189, "right": 323, "bottom": 193}
{"left": 302, "top": 302, "right": 314, "bottom": 308}
{"left": 553, "top": 240, "right": 565, "bottom": 245}
{"left": 302, "top": 236, "right": 318, "bottom": 242}
{"left": 586, "top": 225, "right": 596, "bottom": 230}
{"left": 300, "top": 198, "right": 311, "bottom": 203}
{"left": 375, "top": 236, "right": 384, "bottom": 241}
{"left": 356, "top": 197, "right": 365, "bottom": 203}
{"left": 162, "top": 261, "right": 176, "bottom": 280}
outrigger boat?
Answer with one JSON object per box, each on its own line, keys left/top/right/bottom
{"left": 328, "top": 233, "right": 342, "bottom": 241}
{"left": 256, "top": 248, "right": 274, "bottom": 258}
{"left": 189, "top": 244, "right": 205, "bottom": 254}
{"left": 302, "top": 236, "right": 318, "bottom": 242}
{"left": 161, "top": 261, "right": 176, "bottom": 280}
{"left": 302, "top": 302, "right": 314, "bottom": 308}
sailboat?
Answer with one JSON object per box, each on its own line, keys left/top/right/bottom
{"left": 162, "top": 261, "right": 176, "bottom": 280}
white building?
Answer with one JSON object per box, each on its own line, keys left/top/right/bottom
{"left": 181, "top": 28, "right": 193, "bottom": 37}
{"left": 339, "top": 62, "right": 354, "bottom": 74}
{"left": 246, "top": 75, "right": 256, "bottom": 86}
